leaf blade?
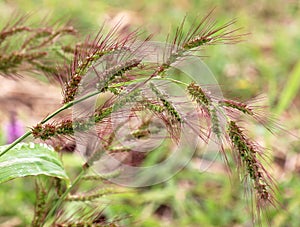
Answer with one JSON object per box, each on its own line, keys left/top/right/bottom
{"left": 0, "top": 142, "right": 69, "bottom": 184}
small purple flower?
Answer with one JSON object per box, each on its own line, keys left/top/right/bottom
{"left": 5, "top": 111, "right": 24, "bottom": 144}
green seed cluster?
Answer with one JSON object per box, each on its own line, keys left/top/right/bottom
{"left": 32, "top": 106, "right": 114, "bottom": 141}
{"left": 56, "top": 120, "right": 74, "bottom": 135}
{"left": 187, "top": 82, "right": 211, "bottom": 107}
{"left": 0, "top": 26, "right": 31, "bottom": 44}
{"left": 142, "top": 101, "right": 164, "bottom": 113}
{"left": 64, "top": 55, "right": 140, "bottom": 103}
{"left": 94, "top": 107, "right": 113, "bottom": 123}
{"left": 63, "top": 52, "right": 107, "bottom": 103}
{"left": 96, "top": 58, "right": 141, "bottom": 92}
{"left": 32, "top": 123, "right": 58, "bottom": 140}
{"left": 188, "top": 82, "right": 222, "bottom": 137}
{"left": 219, "top": 100, "right": 253, "bottom": 115}
{"left": 0, "top": 23, "right": 76, "bottom": 77}
{"left": 0, "top": 51, "right": 47, "bottom": 74}
{"left": 66, "top": 187, "right": 117, "bottom": 202}
{"left": 32, "top": 183, "right": 47, "bottom": 226}
{"left": 211, "top": 108, "right": 221, "bottom": 137}
{"left": 183, "top": 36, "right": 213, "bottom": 49}
{"left": 150, "top": 83, "right": 182, "bottom": 122}
{"left": 82, "top": 169, "right": 121, "bottom": 181}
{"left": 228, "top": 121, "right": 271, "bottom": 204}
{"left": 113, "top": 89, "right": 142, "bottom": 111}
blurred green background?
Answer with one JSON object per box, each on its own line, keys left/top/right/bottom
{"left": 0, "top": 0, "right": 300, "bottom": 226}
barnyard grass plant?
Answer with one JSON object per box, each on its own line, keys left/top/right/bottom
{"left": 0, "top": 10, "right": 279, "bottom": 226}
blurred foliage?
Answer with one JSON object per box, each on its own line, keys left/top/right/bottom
{"left": 0, "top": 0, "right": 300, "bottom": 226}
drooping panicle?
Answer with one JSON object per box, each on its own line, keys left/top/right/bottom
{"left": 187, "top": 82, "right": 212, "bottom": 108}
{"left": 227, "top": 121, "right": 276, "bottom": 217}
{"left": 0, "top": 15, "right": 77, "bottom": 77}
{"left": 150, "top": 82, "right": 182, "bottom": 123}
{"left": 171, "top": 9, "right": 245, "bottom": 51}
{"left": 60, "top": 24, "right": 143, "bottom": 103}
{"left": 187, "top": 82, "right": 223, "bottom": 139}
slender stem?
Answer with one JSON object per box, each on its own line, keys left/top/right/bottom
{"left": 0, "top": 88, "right": 104, "bottom": 227}
{"left": 0, "top": 90, "right": 102, "bottom": 158}
{"left": 162, "top": 77, "right": 189, "bottom": 86}
{"left": 0, "top": 76, "right": 183, "bottom": 159}
{"left": 0, "top": 131, "right": 31, "bottom": 157}
{"left": 110, "top": 76, "right": 188, "bottom": 88}
{"left": 110, "top": 77, "right": 149, "bottom": 87}
{"left": 41, "top": 90, "right": 101, "bottom": 124}
{"left": 43, "top": 169, "right": 86, "bottom": 225}
{"left": 40, "top": 104, "right": 71, "bottom": 124}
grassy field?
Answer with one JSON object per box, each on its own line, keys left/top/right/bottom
{"left": 0, "top": 0, "right": 300, "bottom": 226}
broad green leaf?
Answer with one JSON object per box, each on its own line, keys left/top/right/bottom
{"left": 0, "top": 142, "right": 69, "bottom": 184}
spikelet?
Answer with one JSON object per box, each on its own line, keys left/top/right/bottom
{"left": 94, "top": 58, "right": 141, "bottom": 92}
{"left": 60, "top": 24, "right": 142, "bottom": 103}
{"left": 187, "top": 82, "right": 223, "bottom": 139}
{"left": 227, "top": 121, "right": 276, "bottom": 219}
{"left": 219, "top": 99, "right": 254, "bottom": 116}
{"left": 187, "top": 82, "right": 211, "bottom": 108}
{"left": 81, "top": 169, "right": 121, "bottom": 181}
{"left": 149, "top": 82, "right": 182, "bottom": 123}
{"left": 0, "top": 15, "right": 76, "bottom": 77}
{"left": 53, "top": 203, "right": 120, "bottom": 227}
{"left": 172, "top": 9, "right": 245, "bottom": 51}
{"left": 66, "top": 187, "right": 120, "bottom": 202}
{"left": 32, "top": 179, "right": 48, "bottom": 227}
{"left": 31, "top": 107, "right": 112, "bottom": 141}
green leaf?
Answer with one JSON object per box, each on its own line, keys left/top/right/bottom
{"left": 275, "top": 60, "right": 300, "bottom": 114}
{"left": 0, "top": 142, "right": 70, "bottom": 185}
